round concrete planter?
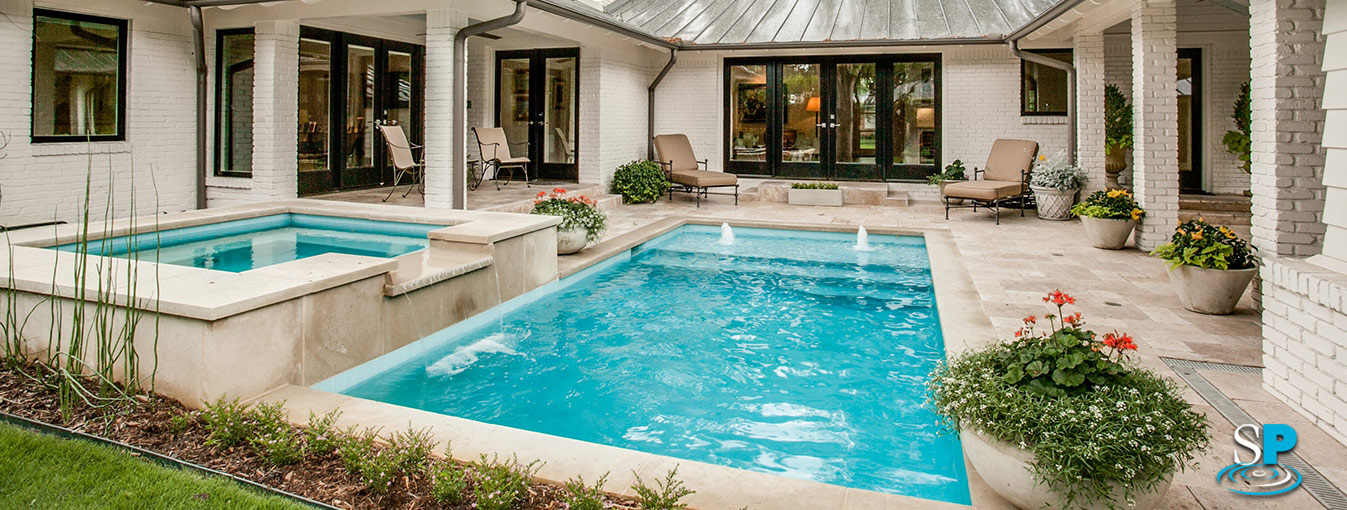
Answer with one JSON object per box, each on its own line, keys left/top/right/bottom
{"left": 961, "top": 427, "right": 1172, "bottom": 510}
{"left": 1032, "top": 186, "right": 1078, "bottom": 221}
{"left": 1166, "top": 265, "right": 1257, "bottom": 315}
{"left": 1080, "top": 216, "right": 1136, "bottom": 250}
{"left": 938, "top": 180, "right": 965, "bottom": 205}
{"left": 557, "top": 227, "right": 589, "bottom": 255}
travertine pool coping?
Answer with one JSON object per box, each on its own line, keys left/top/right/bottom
{"left": 266, "top": 219, "right": 1006, "bottom": 509}
{"left": 0, "top": 199, "right": 559, "bottom": 320}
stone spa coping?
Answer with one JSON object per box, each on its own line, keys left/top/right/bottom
{"left": 272, "top": 219, "right": 1004, "bottom": 510}
{"left": 0, "top": 199, "right": 560, "bottom": 321}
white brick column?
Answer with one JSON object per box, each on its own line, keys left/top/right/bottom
{"left": 1130, "top": 0, "right": 1180, "bottom": 251}
{"left": 1249, "top": 0, "right": 1328, "bottom": 257}
{"left": 424, "top": 9, "right": 467, "bottom": 209}
{"left": 250, "top": 21, "right": 300, "bottom": 201}
{"left": 1074, "top": 31, "right": 1107, "bottom": 195}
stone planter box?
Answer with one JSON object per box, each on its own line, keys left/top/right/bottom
{"left": 1166, "top": 265, "right": 1257, "bottom": 315}
{"left": 787, "top": 188, "right": 843, "bottom": 207}
{"left": 557, "top": 227, "right": 589, "bottom": 255}
{"left": 1032, "top": 186, "right": 1078, "bottom": 221}
{"left": 961, "top": 426, "right": 1172, "bottom": 510}
{"left": 1080, "top": 216, "right": 1136, "bottom": 250}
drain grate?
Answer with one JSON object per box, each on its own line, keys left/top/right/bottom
{"left": 1163, "top": 358, "right": 1347, "bottom": 510}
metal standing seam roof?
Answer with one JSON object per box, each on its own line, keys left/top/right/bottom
{"left": 596, "top": 0, "right": 1064, "bottom": 46}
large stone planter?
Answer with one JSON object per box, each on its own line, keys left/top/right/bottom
{"left": 1166, "top": 265, "right": 1257, "bottom": 315}
{"left": 938, "top": 180, "right": 966, "bottom": 205}
{"left": 787, "top": 188, "right": 843, "bottom": 207}
{"left": 1105, "top": 149, "right": 1127, "bottom": 190}
{"left": 1032, "top": 186, "right": 1078, "bottom": 221}
{"left": 1080, "top": 216, "right": 1136, "bottom": 250}
{"left": 961, "top": 427, "right": 1172, "bottom": 510}
{"left": 557, "top": 227, "right": 589, "bottom": 255}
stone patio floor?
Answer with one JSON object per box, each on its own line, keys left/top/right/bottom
{"left": 584, "top": 193, "right": 1341, "bottom": 509}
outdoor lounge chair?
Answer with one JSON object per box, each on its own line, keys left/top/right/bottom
{"left": 473, "top": 127, "right": 530, "bottom": 190}
{"left": 942, "top": 139, "right": 1039, "bottom": 224}
{"left": 376, "top": 124, "right": 424, "bottom": 202}
{"left": 653, "top": 134, "right": 739, "bottom": 208}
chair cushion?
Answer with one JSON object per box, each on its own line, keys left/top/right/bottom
{"left": 942, "top": 180, "right": 1024, "bottom": 201}
{"left": 671, "top": 170, "right": 737, "bottom": 187}
{"left": 498, "top": 156, "right": 530, "bottom": 164}
{"left": 983, "top": 139, "right": 1039, "bottom": 182}
{"left": 654, "top": 134, "right": 703, "bottom": 173}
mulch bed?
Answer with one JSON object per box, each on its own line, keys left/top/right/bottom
{"left": 0, "top": 364, "right": 641, "bottom": 510}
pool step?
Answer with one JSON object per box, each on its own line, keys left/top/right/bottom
{"left": 635, "top": 248, "right": 933, "bottom": 288}
{"left": 745, "top": 181, "right": 910, "bottom": 207}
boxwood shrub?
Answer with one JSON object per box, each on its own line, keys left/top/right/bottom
{"left": 610, "top": 160, "right": 671, "bottom": 204}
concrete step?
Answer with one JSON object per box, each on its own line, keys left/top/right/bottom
{"left": 594, "top": 194, "right": 623, "bottom": 211}
{"left": 751, "top": 180, "right": 908, "bottom": 207}
{"left": 1178, "top": 194, "right": 1251, "bottom": 213}
{"left": 1177, "top": 210, "right": 1252, "bottom": 226}
{"left": 883, "top": 190, "right": 910, "bottom": 207}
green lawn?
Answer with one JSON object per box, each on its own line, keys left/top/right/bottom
{"left": 0, "top": 423, "right": 310, "bottom": 509}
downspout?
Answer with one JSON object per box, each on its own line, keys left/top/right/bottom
{"left": 1009, "top": 39, "right": 1076, "bottom": 165}
{"left": 647, "top": 48, "right": 677, "bottom": 160}
{"left": 453, "top": 0, "right": 527, "bottom": 210}
{"left": 190, "top": 6, "right": 207, "bottom": 209}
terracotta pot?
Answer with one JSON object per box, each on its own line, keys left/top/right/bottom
{"left": 557, "top": 227, "right": 589, "bottom": 255}
{"left": 938, "top": 180, "right": 965, "bottom": 205}
{"left": 1032, "top": 186, "right": 1078, "bottom": 221}
{"left": 961, "top": 427, "right": 1173, "bottom": 510}
{"left": 1105, "top": 149, "right": 1127, "bottom": 190}
{"left": 1166, "top": 265, "right": 1257, "bottom": 315}
{"left": 1080, "top": 216, "right": 1136, "bottom": 250}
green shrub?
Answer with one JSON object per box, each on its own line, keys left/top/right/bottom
{"left": 1105, "top": 84, "right": 1133, "bottom": 155}
{"left": 1222, "top": 82, "right": 1252, "bottom": 173}
{"left": 1151, "top": 219, "right": 1255, "bottom": 270}
{"left": 926, "top": 160, "right": 967, "bottom": 185}
{"left": 357, "top": 450, "right": 403, "bottom": 494}
{"left": 610, "top": 160, "right": 670, "bottom": 204}
{"left": 429, "top": 461, "right": 470, "bottom": 505}
{"left": 472, "top": 454, "right": 541, "bottom": 510}
{"left": 336, "top": 426, "right": 380, "bottom": 474}
{"left": 387, "top": 427, "right": 437, "bottom": 472}
{"left": 304, "top": 409, "right": 342, "bottom": 456}
{"left": 249, "top": 401, "right": 305, "bottom": 466}
{"left": 1070, "top": 189, "right": 1144, "bottom": 220}
{"left": 789, "top": 182, "right": 839, "bottom": 190}
{"left": 562, "top": 474, "right": 608, "bottom": 510}
{"left": 631, "top": 466, "right": 695, "bottom": 510}
{"left": 167, "top": 411, "right": 195, "bottom": 434}
{"left": 927, "top": 290, "right": 1209, "bottom": 509}
{"left": 199, "top": 397, "right": 254, "bottom": 448}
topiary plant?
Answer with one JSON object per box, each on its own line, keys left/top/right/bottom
{"left": 1222, "top": 82, "right": 1252, "bottom": 173}
{"left": 610, "top": 160, "right": 671, "bottom": 204}
{"left": 1104, "top": 84, "right": 1133, "bottom": 156}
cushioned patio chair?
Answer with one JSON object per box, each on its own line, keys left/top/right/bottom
{"left": 653, "top": 134, "right": 739, "bottom": 208}
{"left": 942, "top": 139, "right": 1039, "bottom": 224}
{"left": 473, "top": 127, "right": 530, "bottom": 190}
{"left": 376, "top": 124, "right": 424, "bottom": 202}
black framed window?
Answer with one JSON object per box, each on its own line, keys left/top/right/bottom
{"left": 1021, "top": 49, "right": 1072, "bottom": 116}
{"left": 31, "top": 9, "right": 128, "bottom": 143}
{"left": 215, "top": 28, "right": 255, "bottom": 177}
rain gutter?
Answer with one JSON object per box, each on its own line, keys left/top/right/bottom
{"left": 647, "top": 48, "right": 677, "bottom": 159}
{"left": 190, "top": 5, "right": 207, "bottom": 209}
{"left": 453, "top": 0, "right": 528, "bottom": 210}
{"left": 1006, "top": 0, "right": 1091, "bottom": 165}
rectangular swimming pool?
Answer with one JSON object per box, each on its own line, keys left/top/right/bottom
{"left": 321, "top": 225, "right": 969, "bottom": 504}
{"left": 54, "top": 214, "right": 440, "bottom": 273}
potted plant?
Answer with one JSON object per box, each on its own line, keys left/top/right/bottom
{"left": 531, "top": 188, "right": 607, "bottom": 255}
{"left": 927, "top": 160, "right": 967, "bottom": 204}
{"left": 928, "top": 291, "right": 1209, "bottom": 510}
{"left": 1150, "top": 219, "right": 1257, "bottom": 315}
{"left": 1071, "top": 190, "right": 1145, "bottom": 249}
{"left": 1104, "top": 84, "right": 1133, "bottom": 190}
{"left": 787, "top": 182, "right": 842, "bottom": 207}
{"left": 1221, "top": 82, "right": 1253, "bottom": 193}
{"left": 1029, "top": 151, "right": 1088, "bottom": 221}
{"left": 610, "top": 160, "right": 671, "bottom": 204}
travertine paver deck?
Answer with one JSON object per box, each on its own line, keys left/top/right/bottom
{"left": 570, "top": 195, "right": 1338, "bottom": 509}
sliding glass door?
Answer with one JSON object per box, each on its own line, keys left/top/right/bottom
{"left": 724, "top": 55, "right": 939, "bottom": 181}
{"left": 298, "top": 27, "right": 424, "bottom": 195}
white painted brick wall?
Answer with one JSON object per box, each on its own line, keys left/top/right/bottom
{"left": 0, "top": 0, "right": 198, "bottom": 222}
{"left": 942, "top": 46, "right": 1071, "bottom": 170}
{"left": 1076, "top": 31, "right": 1108, "bottom": 195}
{"left": 1131, "top": 0, "right": 1181, "bottom": 251}
{"left": 654, "top": 54, "right": 721, "bottom": 168}
{"left": 1249, "top": 0, "right": 1328, "bottom": 257}
{"left": 1261, "top": 257, "right": 1347, "bottom": 447}
{"left": 423, "top": 9, "right": 466, "bottom": 209}
{"left": 583, "top": 48, "right": 656, "bottom": 188}
{"left": 246, "top": 21, "right": 299, "bottom": 202}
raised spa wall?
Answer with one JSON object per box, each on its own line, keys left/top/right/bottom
{"left": 0, "top": 200, "right": 559, "bottom": 407}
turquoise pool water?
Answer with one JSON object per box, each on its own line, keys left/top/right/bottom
{"left": 329, "top": 225, "right": 969, "bottom": 504}
{"left": 55, "top": 214, "right": 439, "bottom": 273}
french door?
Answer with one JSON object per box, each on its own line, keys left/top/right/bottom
{"left": 724, "top": 55, "right": 939, "bottom": 181}
{"left": 495, "top": 48, "right": 580, "bottom": 181}
{"left": 1177, "top": 48, "right": 1203, "bottom": 193}
{"left": 298, "top": 27, "right": 424, "bottom": 195}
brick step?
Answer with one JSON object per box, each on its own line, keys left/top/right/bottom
{"left": 1177, "top": 210, "right": 1252, "bottom": 227}
{"left": 1178, "top": 194, "right": 1251, "bottom": 213}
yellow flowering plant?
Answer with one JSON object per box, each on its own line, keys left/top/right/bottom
{"left": 1070, "top": 189, "right": 1145, "bottom": 221}
{"left": 1150, "top": 219, "right": 1256, "bottom": 270}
